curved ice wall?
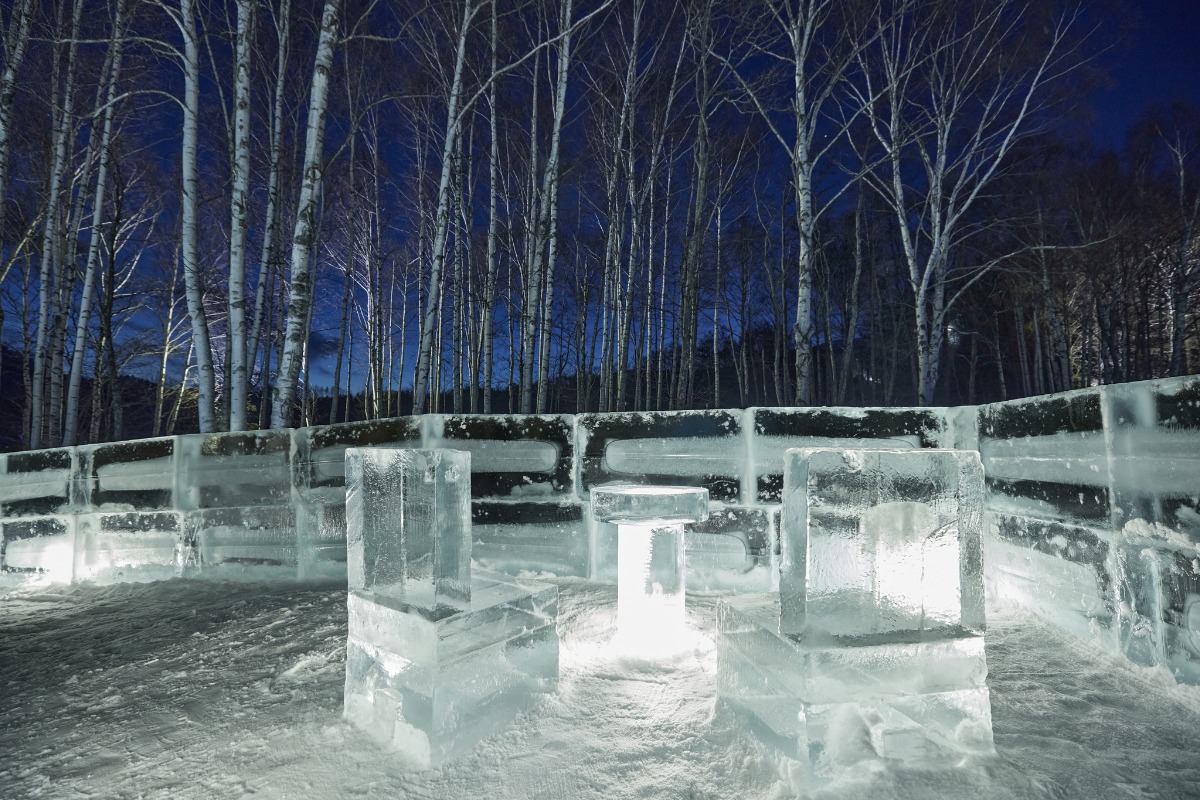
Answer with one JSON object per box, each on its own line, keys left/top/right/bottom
{"left": 1, "top": 375, "right": 1198, "bottom": 683}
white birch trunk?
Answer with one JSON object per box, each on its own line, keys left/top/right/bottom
{"left": 30, "top": 0, "right": 84, "bottom": 449}
{"left": 178, "top": 0, "right": 218, "bottom": 432}
{"left": 246, "top": 0, "right": 290, "bottom": 399}
{"left": 271, "top": 0, "right": 340, "bottom": 427}
{"left": 64, "top": 0, "right": 128, "bottom": 446}
{"left": 0, "top": 0, "right": 34, "bottom": 250}
{"left": 227, "top": 0, "right": 253, "bottom": 430}
{"left": 534, "top": 0, "right": 574, "bottom": 413}
{"left": 480, "top": 0, "right": 499, "bottom": 413}
{"left": 411, "top": 0, "right": 475, "bottom": 414}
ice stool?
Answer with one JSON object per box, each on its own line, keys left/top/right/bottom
{"left": 341, "top": 448, "right": 559, "bottom": 769}
{"left": 590, "top": 484, "right": 709, "bottom": 653}
{"left": 717, "top": 448, "right": 994, "bottom": 773}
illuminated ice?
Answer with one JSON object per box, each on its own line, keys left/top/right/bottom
{"left": 343, "top": 447, "right": 559, "bottom": 768}
{"left": 345, "top": 448, "right": 471, "bottom": 613}
{"left": 720, "top": 447, "right": 992, "bottom": 771}
{"left": 591, "top": 484, "right": 708, "bottom": 652}
{"left": 295, "top": 417, "right": 422, "bottom": 579}
{"left": 779, "top": 448, "right": 986, "bottom": 637}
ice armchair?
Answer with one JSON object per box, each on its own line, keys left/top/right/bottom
{"left": 342, "top": 448, "right": 559, "bottom": 769}
{"left": 718, "top": 447, "right": 993, "bottom": 770}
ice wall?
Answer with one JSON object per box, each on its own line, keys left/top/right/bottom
{"left": 2, "top": 375, "right": 1193, "bottom": 689}
{"left": 979, "top": 375, "right": 1200, "bottom": 684}
{"left": 0, "top": 406, "right": 961, "bottom": 590}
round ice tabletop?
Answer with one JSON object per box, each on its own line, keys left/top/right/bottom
{"left": 589, "top": 484, "right": 710, "bottom": 525}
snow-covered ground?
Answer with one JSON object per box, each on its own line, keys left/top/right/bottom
{"left": 2, "top": 577, "right": 1199, "bottom": 800}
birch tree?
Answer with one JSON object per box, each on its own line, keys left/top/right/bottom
{"left": 245, "top": 0, "right": 291, "bottom": 416}
{"left": 155, "top": 0, "right": 219, "bottom": 432}
{"left": 851, "top": 0, "right": 1091, "bottom": 404}
{"left": 271, "top": 0, "right": 340, "bottom": 427}
{"left": 1134, "top": 103, "right": 1200, "bottom": 377}
{"left": 63, "top": 0, "right": 130, "bottom": 446}
{"left": 410, "top": 0, "right": 477, "bottom": 415}
{"left": 225, "top": 0, "right": 253, "bottom": 430}
{"left": 0, "top": 0, "right": 34, "bottom": 252}
{"left": 29, "top": 0, "right": 83, "bottom": 449}
{"left": 532, "top": 0, "right": 575, "bottom": 413}
{"left": 718, "top": 0, "right": 884, "bottom": 405}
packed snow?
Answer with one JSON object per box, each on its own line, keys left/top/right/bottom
{"left": 2, "top": 577, "right": 1199, "bottom": 799}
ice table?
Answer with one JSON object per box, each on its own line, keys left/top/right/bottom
{"left": 591, "top": 484, "right": 709, "bottom": 651}
{"left": 342, "top": 448, "right": 559, "bottom": 769}
{"left": 718, "top": 448, "right": 993, "bottom": 772}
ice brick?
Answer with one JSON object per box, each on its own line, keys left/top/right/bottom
{"left": 427, "top": 414, "right": 575, "bottom": 499}
{"left": 345, "top": 448, "right": 471, "bottom": 614}
{"left": 190, "top": 506, "right": 297, "bottom": 571}
{"left": 77, "top": 438, "right": 176, "bottom": 512}
{"left": 1114, "top": 536, "right": 1200, "bottom": 684}
{"left": 686, "top": 506, "right": 778, "bottom": 592}
{"left": 74, "top": 511, "right": 183, "bottom": 583}
{"left": 0, "top": 447, "right": 79, "bottom": 517}
{"left": 717, "top": 593, "right": 993, "bottom": 770}
{"left": 0, "top": 515, "right": 76, "bottom": 581}
{"left": 749, "top": 407, "right": 945, "bottom": 503}
{"left": 471, "top": 501, "right": 588, "bottom": 578}
{"left": 978, "top": 388, "right": 1110, "bottom": 524}
{"left": 779, "top": 448, "right": 985, "bottom": 640}
{"left": 985, "top": 513, "right": 1117, "bottom": 648}
{"left": 1104, "top": 377, "right": 1200, "bottom": 540}
{"left": 295, "top": 500, "right": 347, "bottom": 579}
{"left": 176, "top": 429, "right": 292, "bottom": 511}
{"left": 344, "top": 570, "right": 558, "bottom": 769}
{"left": 576, "top": 410, "right": 746, "bottom": 501}
{"left": 944, "top": 405, "right": 980, "bottom": 453}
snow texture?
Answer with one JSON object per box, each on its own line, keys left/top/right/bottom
{"left": 3, "top": 577, "right": 1199, "bottom": 799}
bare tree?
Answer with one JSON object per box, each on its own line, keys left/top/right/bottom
{"left": 0, "top": 0, "right": 35, "bottom": 250}
{"left": 271, "top": 0, "right": 340, "bottom": 427}
{"left": 63, "top": 0, "right": 131, "bottom": 446}
{"left": 851, "top": 0, "right": 1093, "bottom": 404}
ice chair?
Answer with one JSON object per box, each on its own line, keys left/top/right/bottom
{"left": 717, "top": 447, "right": 994, "bottom": 772}
{"left": 341, "top": 448, "right": 559, "bottom": 769}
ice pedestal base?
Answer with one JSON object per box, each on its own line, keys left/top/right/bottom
{"left": 344, "top": 570, "right": 559, "bottom": 769}
{"left": 717, "top": 593, "right": 993, "bottom": 772}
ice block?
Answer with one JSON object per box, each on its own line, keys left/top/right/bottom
{"left": 779, "top": 448, "right": 986, "bottom": 639}
{"left": 345, "top": 448, "right": 472, "bottom": 614}
{"left": 343, "top": 447, "right": 559, "bottom": 767}
{"left": 720, "top": 447, "right": 993, "bottom": 772}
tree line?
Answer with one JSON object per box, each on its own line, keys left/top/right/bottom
{"left": 0, "top": 0, "right": 1196, "bottom": 449}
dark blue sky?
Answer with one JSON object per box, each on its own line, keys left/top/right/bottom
{"left": 1088, "top": 0, "right": 1200, "bottom": 146}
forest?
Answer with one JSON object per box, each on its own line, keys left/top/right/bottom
{"left": 0, "top": 0, "right": 1196, "bottom": 451}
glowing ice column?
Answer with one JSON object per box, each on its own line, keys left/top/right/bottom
{"left": 591, "top": 485, "right": 709, "bottom": 651}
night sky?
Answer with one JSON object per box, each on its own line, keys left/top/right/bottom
{"left": 1087, "top": 0, "right": 1200, "bottom": 146}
